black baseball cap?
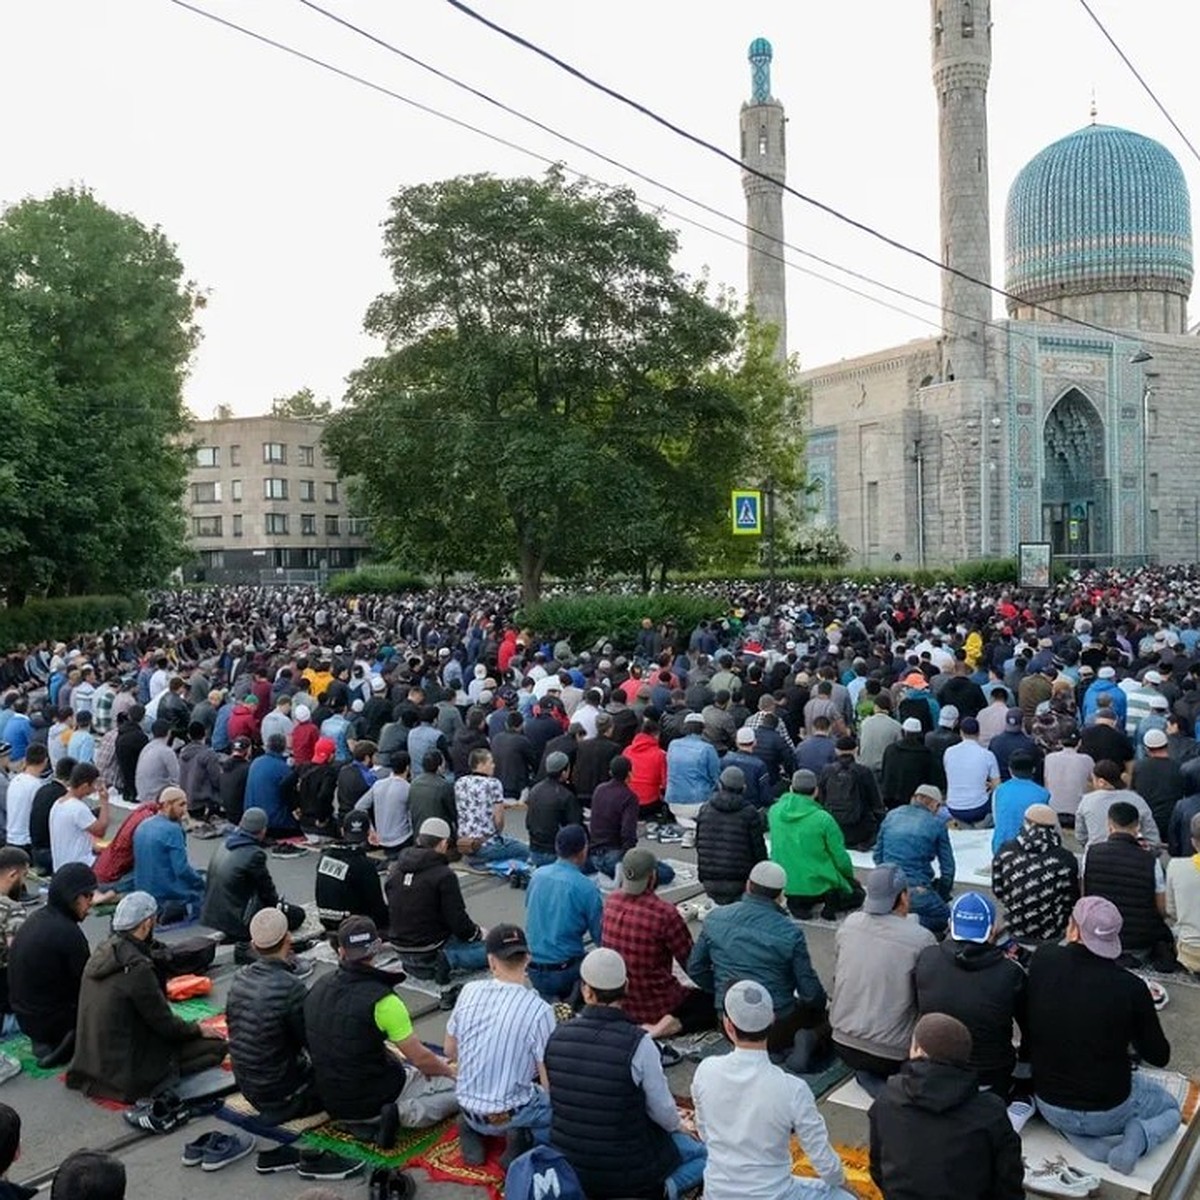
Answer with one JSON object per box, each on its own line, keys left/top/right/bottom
{"left": 484, "top": 923, "right": 529, "bottom": 960}
{"left": 340, "top": 810, "right": 371, "bottom": 844}
{"left": 337, "top": 915, "right": 382, "bottom": 961}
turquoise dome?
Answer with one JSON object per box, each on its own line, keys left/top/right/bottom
{"left": 748, "top": 37, "right": 773, "bottom": 62}
{"left": 1004, "top": 124, "right": 1193, "bottom": 308}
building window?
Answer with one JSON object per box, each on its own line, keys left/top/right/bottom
{"left": 299, "top": 479, "right": 315, "bottom": 503}
{"left": 1150, "top": 472, "right": 1160, "bottom": 497}
{"left": 231, "top": 479, "right": 243, "bottom": 503}
{"left": 193, "top": 516, "right": 222, "bottom": 538}
{"left": 961, "top": 1, "right": 974, "bottom": 37}
{"left": 325, "top": 514, "right": 341, "bottom": 537}
{"left": 232, "top": 514, "right": 243, "bottom": 538}
{"left": 263, "top": 442, "right": 287, "bottom": 465}
{"left": 191, "top": 481, "right": 221, "bottom": 504}
{"left": 299, "top": 445, "right": 315, "bottom": 467}
{"left": 264, "top": 477, "right": 289, "bottom": 501}
{"left": 265, "top": 513, "right": 289, "bottom": 535}
{"left": 199, "top": 550, "right": 225, "bottom": 570}
{"left": 301, "top": 513, "right": 317, "bottom": 536}
{"left": 324, "top": 480, "right": 339, "bottom": 504}
{"left": 230, "top": 444, "right": 241, "bottom": 467}
{"left": 194, "top": 446, "right": 219, "bottom": 468}
{"left": 302, "top": 548, "right": 322, "bottom": 568}
{"left": 1149, "top": 508, "right": 1160, "bottom": 542}
{"left": 327, "top": 548, "right": 345, "bottom": 567}
{"left": 865, "top": 481, "right": 880, "bottom": 552}
{"left": 347, "top": 516, "right": 370, "bottom": 537}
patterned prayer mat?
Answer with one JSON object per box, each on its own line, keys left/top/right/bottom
{"left": 300, "top": 1115, "right": 455, "bottom": 1168}
{"left": 793, "top": 1141, "right": 880, "bottom": 1200}
{"left": 218, "top": 1091, "right": 330, "bottom": 1143}
{"left": 410, "top": 1123, "right": 507, "bottom": 1200}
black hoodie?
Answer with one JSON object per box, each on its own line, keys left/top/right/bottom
{"left": 869, "top": 1058, "right": 1024, "bottom": 1200}
{"left": 385, "top": 845, "right": 479, "bottom": 951}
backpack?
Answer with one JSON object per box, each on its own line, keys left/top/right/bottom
{"left": 505, "top": 1145, "right": 586, "bottom": 1200}
{"left": 823, "top": 764, "right": 864, "bottom": 829}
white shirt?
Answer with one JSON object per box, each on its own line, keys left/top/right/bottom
{"left": 572, "top": 703, "right": 600, "bottom": 740}
{"left": 943, "top": 738, "right": 999, "bottom": 813}
{"left": 149, "top": 668, "right": 171, "bottom": 700}
{"left": 50, "top": 796, "right": 97, "bottom": 870}
{"left": 5, "top": 773, "right": 40, "bottom": 845}
{"left": 693, "top": 1047, "right": 846, "bottom": 1200}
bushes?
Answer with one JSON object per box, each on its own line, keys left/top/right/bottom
{"left": 326, "top": 566, "right": 429, "bottom": 596}
{"left": 0, "top": 595, "right": 146, "bottom": 653}
{"left": 518, "top": 594, "right": 725, "bottom": 652}
{"left": 667, "top": 558, "right": 1022, "bottom": 588}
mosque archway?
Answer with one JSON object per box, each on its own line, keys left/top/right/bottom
{"left": 1041, "top": 388, "right": 1109, "bottom": 557}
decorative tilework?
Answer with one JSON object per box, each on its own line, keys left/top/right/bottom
{"left": 748, "top": 38, "right": 772, "bottom": 104}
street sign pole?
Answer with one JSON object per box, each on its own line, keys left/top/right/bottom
{"left": 766, "top": 479, "right": 777, "bottom": 618}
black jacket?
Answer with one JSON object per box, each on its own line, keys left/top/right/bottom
{"left": 316, "top": 844, "right": 388, "bottom": 931}
{"left": 526, "top": 778, "right": 583, "bottom": 855}
{"left": 202, "top": 829, "right": 280, "bottom": 943}
{"left": 296, "top": 762, "right": 338, "bottom": 829}
{"left": 8, "top": 868, "right": 91, "bottom": 1045}
{"left": 1131, "top": 756, "right": 1185, "bottom": 843}
{"left": 491, "top": 730, "right": 538, "bottom": 798}
{"left": 694, "top": 787, "right": 767, "bottom": 904}
{"left": 880, "top": 737, "right": 940, "bottom": 808}
{"left": 449, "top": 728, "right": 489, "bottom": 779}
{"left": 914, "top": 940, "right": 1026, "bottom": 1090}
{"left": 869, "top": 1058, "right": 1024, "bottom": 1200}
{"left": 573, "top": 736, "right": 620, "bottom": 802}
{"left": 226, "top": 957, "right": 312, "bottom": 1110}
{"left": 386, "top": 845, "right": 479, "bottom": 951}
{"left": 115, "top": 723, "right": 149, "bottom": 800}
{"left": 408, "top": 773, "right": 458, "bottom": 839}
{"left": 218, "top": 755, "right": 251, "bottom": 825}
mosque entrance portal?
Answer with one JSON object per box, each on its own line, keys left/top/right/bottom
{"left": 1041, "top": 389, "right": 1110, "bottom": 558}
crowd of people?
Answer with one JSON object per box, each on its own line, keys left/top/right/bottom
{"left": 0, "top": 568, "right": 1197, "bottom": 1196}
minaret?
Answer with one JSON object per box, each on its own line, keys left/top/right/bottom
{"left": 741, "top": 38, "right": 787, "bottom": 362}
{"left": 931, "top": 0, "right": 991, "bottom": 380}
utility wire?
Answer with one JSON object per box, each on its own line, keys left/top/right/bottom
{"left": 1077, "top": 0, "right": 1200, "bottom": 165}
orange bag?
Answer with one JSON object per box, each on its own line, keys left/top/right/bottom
{"left": 166, "top": 974, "right": 213, "bottom": 1001}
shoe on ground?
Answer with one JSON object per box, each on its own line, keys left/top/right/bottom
{"left": 439, "top": 983, "right": 462, "bottom": 1011}
{"left": 1006, "top": 1097, "right": 1035, "bottom": 1133}
{"left": 181, "top": 1130, "right": 225, "bottom": 1167}
{"left": 1022, "top": 1155, "right": 1101, "bottom": 1197}
{"left": 658, "top": 1042, "right": 684, "bottom": 1068}
{"left": 289, "top": 954, "right": 316, "bottom": 980}
{"left": 657, "top": 825, "right": 684, "bottom": 844}
{"left": 270, "top": 843, "right": 308, "bottom": 859}
{"left": 680, "top": 829, "right": 696, "bottom": 849}
{"left": 388, "top": 1171, "right": 416, "bottom": 1199}
{"left": 377, "top": 1101, "right": 399, "bottom": 1150}
{"left": 297, "top": 1150, "right": 365, "bottom": 1180}
{"left": 458, "top": 1115, "right": 486, "bottom": 1166}
{"left": 201, "top": 1130, "right": 256, "bottom": 1171}
{"left": 255, "top": 1144, "right": 301, "bottom": 1173}
{"left": 123, "top": 1092, "right": 189, "bottom": 1134}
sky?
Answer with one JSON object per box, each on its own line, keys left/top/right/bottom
{"left": 2, "top": 1, "right": 1198, "bottom": 417}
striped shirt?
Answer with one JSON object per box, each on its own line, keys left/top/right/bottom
{"left": 447, "top": 978, "right": 555, "bottom": 1115}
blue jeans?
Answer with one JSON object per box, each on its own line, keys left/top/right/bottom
{"left": 590, "top": 849, "right": 676, "bottom": 887}
{"left": 1037, "top": 1074, "right": 1181, "bottom": 1165}
{"left": 664, "top": 1132, "right": 707, "bottom": 1200}
{"left": 462, "top": 1085, "right": 551, "bottom": 1143}
{"left": 529, "top": 850, "right": 556, "bottom": 869}
{"left": 468, "top": 836, "right": 530, "bottom": 866}
{"left": 442, "top": 937, "right": 488, "bottom": 973}
{"left": 527, "top": 961, "right": 580, "bottom": 1002}
{"left": 908, "top": 884, "right": 950, "bottom": 935}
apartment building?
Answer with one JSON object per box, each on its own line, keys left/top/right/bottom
{"left": 183, "top": 415, "right": 369, "bottom": 584}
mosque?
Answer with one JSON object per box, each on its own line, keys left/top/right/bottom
{"left": 740, "top": 1, "right": 1200, "bottom": 569}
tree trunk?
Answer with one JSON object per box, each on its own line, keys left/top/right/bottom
{"left": 518, "top": 546, "right": 543, "bottom": 608}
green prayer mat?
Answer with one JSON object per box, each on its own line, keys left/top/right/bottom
{"left": 169, "top": 997, "right": 220, "bottom": 1021}
{"left": 0, "top": 1035, "right": 62, "bottom": 1080}
{"left": 300, "top": 1115, "right": 454, "bottom": 1168}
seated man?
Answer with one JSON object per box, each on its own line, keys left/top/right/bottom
{"left": 817, "top": 736, "right": 886, "bottom": 851}
{"left": 872, "top": 784, "right": 955, "bottom": 935}
{"left": 132, "top": 785, "right": 206, "bottom": 924}
{"left": 769, "top": 769, "right": 864, "bottom": 920}
{"left": 990, "top": 750, "right": 1050, "bottom": 854}
{"left": 1083, "top": 799, "right": 1174, "bottom": 968}
{"left": 829, "top": 865, "right": 937, "bottom": 1094}
{"left": 454, "top": 749, "right": 529, "bottom": 867}
{"left": 304, "top": 916, "right": 458, "bottom": 1135}
{"left": 1028, "top": 897, "right": 1181, "bottom": 1175}
{"left": 315, "top": 810, "right": 388, "bottom": 933}
{"left": 66, "top": 892, "right": 228, "bottom": 1102}
{"left": 227, "top": 908, "right": 319, "bottom": 1122}
{"left": 387, "top": 818, "right": 486, "bottom": 980}
{"left": 693, "top": 980, "right": 855, "bottom": 1200}
{"left": 444, "top": 924, "right": 556, "bottom": 1168}
{"left": 602, "top": 848, "right": 714, "bottom": 1041}
{"left": 94, "top": 789, "right": 161, "bottom": 894}
{"left": 992, "top": 803, "right": 1079, "bottom": 944}
{"left": 695, "top": 767, "right": 767, "bottom": 906}
{"left": 544, "top": 948, "right": 706, "bottom": 1200}
{"left": 201, "top": 808, "right": 305, "bottom": 957}
{"left": 586, "top": 755, "right": 639, "bottom": 877}
{"left": 0, "top": 848, "right": 30, "bottom": 1034}
{"left": 914, "top": 893, "right": 1026, "bottom": 1097}
{"left": 355, "top": 751, "right": 413, "bottom": 858}
{"left": 525, "top": 752, "right": 583, "bottom": 867}
{"left": 1166, "top": 812, "right": 1200, "bottom": 974}
{"left": 8, "top": 863, "right": 97, "bottom": 1066}
{"left": 689, "top": 862, "right": 828, "bottom": 1071}
{"left": 868, "top": 1014, "right": 1023, "bottom": 1200}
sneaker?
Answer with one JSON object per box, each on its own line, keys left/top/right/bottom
{"left": 657, "top": 824, "right": 684, "bottom": 844}
{"left": 658, "top": 1042, "right": 684, "bottom": 1068}
{"left": 123, "top": 1092, "right": 189, "bottom": 1134}
{"left": 1023, "top": 1156, "right": 1101, "bottom": 1197}
{"left": 270, "top": 843, "right": 308, "bottom": 859}
{"left": 0, "top": 1053, "right": 19, "bottom": 1085}
{"left": 289, "top": 954, "right": 316, "bottom": 980}
{"left": 680, "top": 829, "right": 696, "bottom": 849}
{"left": 645, "top": 822, "right": 660, "bottom": 840}
{"left": 297, "top": 1150, "right": 365, "bottom": 1180}
{"left": 1006, "top": 1097, "right": 1035, "bottom": 1133}
{"left": 1146, "top": 979, "right": 1169, "bottom": 1010}
{"left": 255, "top": 1144, "right": 301, "bottom": 1173}
{"left": 369, "top": 1167, "right": 416, "bottom": 1200}
{"left": 201, "top": 1130, "right": 257, "bottom": 1172}
{"left": 181, "top": 1131, "right": 225, "bottom": 1167}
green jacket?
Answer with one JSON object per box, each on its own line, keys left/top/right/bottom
{"left": 768, "top": 790, "right": 855, "bottom": 897}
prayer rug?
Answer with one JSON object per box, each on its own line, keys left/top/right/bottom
{"left": 300, "top": 1115, "right": 454, "bottom": 1168}
{"left": 792, "top": 1141, "right": 880, "bottom": 1200}
{"left": 0, "top": 1035, "right": 62, "bottom": 1080}
{"left": 169, "top": 997, "right": 220, "bottom": 1022}
{"left": 218, "top": 1091, "right": 329, "bottom": 1143}
{"left": 410, "top": 1123, "right": 507, "bottom": 1200}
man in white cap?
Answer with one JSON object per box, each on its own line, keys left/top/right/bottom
{"left": 1028, "top": 897, "right": 1180, "bottom": 1174}
{"left": 692, "top": 979, "right": 853, "bottom": 1200}
{"left": 721, "top": 726, "right": 771, "bottom": 810}
{"left": 879, "top": 718, "right": 939, "bottom": 811}
{"left": 543, "top": 948, "right": 706, "bottom": 1200}
{"left": 1082, "top": 665, "right": 1127, "bottom": 728}
{"left": 1124, "top": 670, "right": 1166, "bottom": 739}
{"left": 1131, "top": 726, "right": 1184, "bottom": 842}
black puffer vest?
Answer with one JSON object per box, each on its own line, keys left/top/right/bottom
{"left": 695, "top": 788, "right": 764, "bottom": 904}
{"left": 544, "top": 1006, "right": 678, "bottom": 1199}
{"left": 1083, "top": 834, "right": 1169, "bottom": 952}
{"left": 304, "top": 963, "right": 406, "bottom": 1118}
{"left": 226, "top": 958, "right": 310, "bottom": 1108}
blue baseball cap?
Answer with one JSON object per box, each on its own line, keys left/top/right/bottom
{"left": 950, "top": 892, "right": 996, "bottom": 943}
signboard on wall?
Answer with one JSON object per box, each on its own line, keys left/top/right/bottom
{"left": 1018, "top": 541, "right": 1052, "bottom": 590}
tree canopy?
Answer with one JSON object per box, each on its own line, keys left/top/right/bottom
{"left": 0, "top": 187, "right": 200, "bottom": 604}
{"left": 271, "top": 386, "right": 332, "bottom": 419}
{"left": 325, "top": 169, "right": 804, "bottom": 603}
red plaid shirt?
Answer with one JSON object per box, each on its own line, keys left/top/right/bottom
{"left": 602, "top": 889, "right": 694, "bottom": 1023}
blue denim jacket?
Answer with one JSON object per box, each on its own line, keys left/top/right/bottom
{"left": 665, "top": 734, "right": 720, "bottom": 808}
{"left": 873, "top": 803, "right": 955, "bottom": 890}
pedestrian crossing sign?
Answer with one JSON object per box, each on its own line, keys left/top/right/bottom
{"left": 731, "top": 489, "right": 762, "bottom": 536}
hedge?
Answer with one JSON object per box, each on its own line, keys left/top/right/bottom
{"left": 0, "top": 595, "right": 147, "bottom": 653}
{"left": 326, "top": 566, "right": 430, "bottom": 596}
{"left": 517, "top": 594, "right": 725, "bottom": 652}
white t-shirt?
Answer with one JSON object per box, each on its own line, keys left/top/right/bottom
{"left": 50, "top": 797, "right": 97, "bottom": 870}
{"left": 943, "top": 738, "right": 1000, "bottom": 813}
{"left": 5, "top": 774, "right": 40, "bottom": 846}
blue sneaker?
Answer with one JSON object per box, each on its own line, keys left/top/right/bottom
{"left": 181, "top": 1131, "right": 224, "bottom": 1167}
{"left": 201, "top": 1130, "right": 257, "bottom": 1172}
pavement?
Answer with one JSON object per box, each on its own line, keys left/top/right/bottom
{"left": 7, "top": 808, "right": 1200, "bottom": 1199}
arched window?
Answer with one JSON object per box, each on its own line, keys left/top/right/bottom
{"left": 962, "top": 1, "right": 975, "bottom": 37}
{"left": 758, "top": 126, "right": 768, "bottom": 156}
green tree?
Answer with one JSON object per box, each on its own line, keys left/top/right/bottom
{"left": 0, "top": 188, "right": 200, "bottom": 603}
{"left": 271, "top": 386, "right": 331, "bottom": 419}
{"left": 325, "top": 170, "right": 802, "bottom": 602}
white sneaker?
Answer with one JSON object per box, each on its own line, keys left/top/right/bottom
{"left": 680, "top": 829, "right": 696, "bottom": 849}
{"left": 1023, "top": 1156, "right": 1101, "bottom": 1198}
